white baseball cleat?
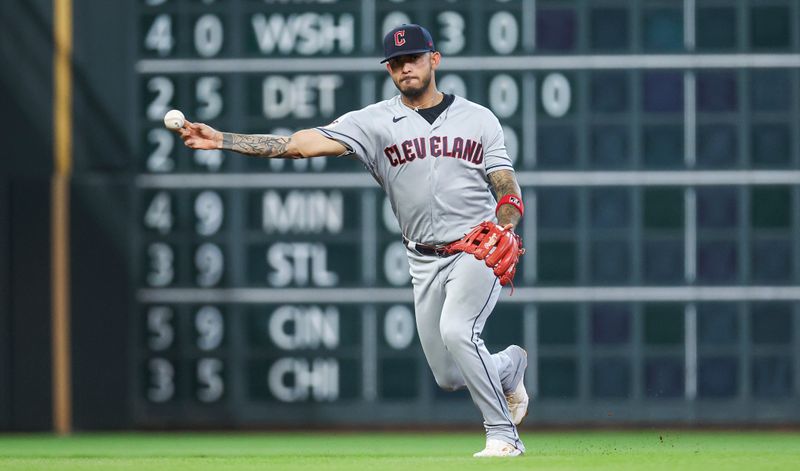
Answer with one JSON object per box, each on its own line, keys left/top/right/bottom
{"left": 505, "top": 346, "right": 529, "bottom": 425}
{"left": 473, "top": 439, "right": 524, "bottom": 458}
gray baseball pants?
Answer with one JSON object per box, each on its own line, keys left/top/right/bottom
{"left": 406, "top": 248, "right": 525, "bottom": 451}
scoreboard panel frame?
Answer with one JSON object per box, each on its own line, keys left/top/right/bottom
{"left": 130, "top": 0, "right": 800, "bottom": 426}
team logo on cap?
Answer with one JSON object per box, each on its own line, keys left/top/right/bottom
{"left": 394, "top": 30, "right": 406, "bottom": 46}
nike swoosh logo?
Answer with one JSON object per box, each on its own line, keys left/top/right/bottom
{"left": 392, "top": 116, "right": 407, "bottom": 123}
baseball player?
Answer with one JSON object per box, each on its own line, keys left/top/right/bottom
{"left": 175, "top": 24, "right": 529, "bottom": 458}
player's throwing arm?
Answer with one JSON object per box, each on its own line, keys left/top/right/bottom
{"left": 167, "top": 109, "right": 526, "bottom": 289}
{"left": 166, "top": 109, "right": 347, "bottom": 159}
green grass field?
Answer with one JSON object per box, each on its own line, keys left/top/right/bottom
{"left": 0, "top": 431, "right": 798, "bottom": 470}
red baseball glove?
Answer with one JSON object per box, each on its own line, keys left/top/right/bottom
{"left": 445, "top": 221, "right": 525, "bottom": 287}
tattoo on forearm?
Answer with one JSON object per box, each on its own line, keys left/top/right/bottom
{"left": 221, "top": 133, "right": 291, "bottom": 158}
{"left": 497, "top": 203, "right": 522, "bottom": 228}
{"left": 490, "top": 170, "right": 519, "bottom": 197}
{"left": 489, "top": 170, "right": 523, "bottom": 228}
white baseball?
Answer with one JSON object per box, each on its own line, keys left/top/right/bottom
{"left": 163, "top": 109, "right": 185, "bottom": 130}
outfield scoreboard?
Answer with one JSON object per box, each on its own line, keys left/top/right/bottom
{"left": 132, "top": 0, "right": 800, "bottom": 426}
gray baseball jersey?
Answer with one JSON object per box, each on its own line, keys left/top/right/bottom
{"left": 314, "top": 94, "right": 526, "bottom": 451}
{"left": 314, "top": 95, "right": 514, "bottom": 245}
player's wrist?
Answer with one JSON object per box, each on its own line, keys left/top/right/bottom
{"left": 496, "top": 194, "right": 524, "bottom": 218}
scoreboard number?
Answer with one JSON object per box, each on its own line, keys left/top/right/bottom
{"left": 195, "top": 243, "right": 224, "bottom": 287}
{"left": 488, "top": 74, "right": 519, "bottom": 119}
{"left": 384, "top": 305, "right": 415, "bottom": 350}
{"left": 194, "top": 306, "right": 224, "bottom": 351}
{"left": 541, "top": 73, "right": 572, "bottom": 118}
{"left": 147, "top": 358, "right": 175, "bottom": 403}
{"left": 146, "top": 242, "right": 175, "bottom": 287}
{"left": 147, "top": 306, "right": 175, "bottom": 352}
{"left": 195, "top": 76, "right": 224, "bottom": 121}
{"left": 196, "top": 358, "right": 224, "bottom": 403}
{"left": 146, "top": 129, "right": 175, "bottom": 172}
{"left": 436, "top": 11, "right": 466, "bottom": 54}
{"left": 193, "top": 14, "right": 224, "bottom": 58}
{"left": 146, "top": 76, "right": 175, "bottom": 121}
{"left": 144, "top": 191, "right": 173, "bottom": 234}
{"left": 194, "top": 190, "right": 224, "bottom": 236}
{"left": 488, "top": 11, "right": 519, "bottom": 54}
{"left": 144, "top": 14, "right": 174, "bottom": 56}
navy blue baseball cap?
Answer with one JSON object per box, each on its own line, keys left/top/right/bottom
{"left": 381, "top": 24, "right": 436, "bottom": 63}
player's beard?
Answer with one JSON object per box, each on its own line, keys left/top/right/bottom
{"left": 396, "top": 70, "right": 432, "bottom": 99}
